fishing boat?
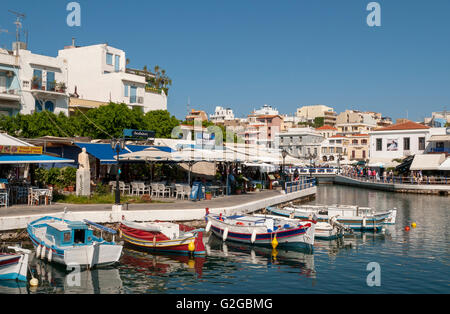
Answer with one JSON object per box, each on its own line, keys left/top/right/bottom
{"left": 267, "top": 204, "right": 392, "bottom": 231}
{"left": 205, "top": 213, "right": 316, "bottom": 249}
{"left": 0, "top": 246, "right": 31, "bottom": 282}
{"left": 27, "top": 216, "right": 123, "bottom": 268}
{"left": 254, "top": 213, "right": 347, "bottom": 240}
{"left": 119, "top": 221, "right": 206, "bottom": 256}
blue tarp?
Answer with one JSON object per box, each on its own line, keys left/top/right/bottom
{"left": 0, "top": 154, "right": 75, "bottom": 164}
{"left": 74, "top": 143, "right": 173, "bottom": 164}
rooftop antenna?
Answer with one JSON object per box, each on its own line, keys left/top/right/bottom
{"left": 8, "top": 10, "right": 25, "bottom": 55}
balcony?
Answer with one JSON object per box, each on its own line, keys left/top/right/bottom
{"left": 428, "top": 147, "right": 450, "bottom": 154}
{"left": 0, "top": 88, "right": 20, "bottom": 101}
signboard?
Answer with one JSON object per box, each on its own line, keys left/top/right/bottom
{"left": 195, "top": 132, "right": 215, "bottom": 148}
{"left": 123, "top": 129, "right": 155, "bottom": 139}
{"left": 0, "top": 145, "right": 43, "bottom": 155}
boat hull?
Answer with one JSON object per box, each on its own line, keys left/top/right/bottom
{"left": 0, "top": 253, "right": 29, "bottom": 282}
{"left": 207, "top": 215, "right": 315, "bottom": 249}
{"left": 120, "top": 224, "right": 206, "bottom": 256}
{"left": 267, "top": 207, "right": 387, "bottom": 231}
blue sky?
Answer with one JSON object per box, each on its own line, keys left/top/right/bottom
{"left": 1, "top": 0, "right": 449, "bottom": 122}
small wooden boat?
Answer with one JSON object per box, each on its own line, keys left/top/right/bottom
{"left": 314, "top": 221, "right": 347, "bottom": 240}
{"left": 267, "top": 204, "right": 391, "bottom": 231}
{"left": 205, "top": 213, "right": 316, "bottom": 249}
{"left": 119, "top": 221, "right": 206, "bottom": 256}
{"left": 27, "top": 216, "right": 123, "bottom": 268}
{"left": 0, "top": 247, "right": 30, "bottom": 282}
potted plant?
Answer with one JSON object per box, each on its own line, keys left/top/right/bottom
{"left": 31, "top": 76, "right": 40, "bottom": 89}
{"left": 255, "top": 184, "right": 262, "bottom": 192}
{"left": 61, "top": 167, "right": 77, "bottom": 192}
{"left": 205, "top": 191, "right": 212, "bottom": 200}
{"left": 56, "top": 82, "right": 67, "bottom": 93}
{"left": 235, "top": 184, "right": 242, "bottom": 195}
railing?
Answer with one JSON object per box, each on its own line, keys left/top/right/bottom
{"left": 284, "top": 177, "right": 316, "bottom": 194}
{"left": 340, "top": 173, "right": 450, "bottom": 185}
{"left": 297, "top": 168, "right": 338, "bottom": 175}
{"left": 429, "top": 148, "right": 450, "bottom": 153}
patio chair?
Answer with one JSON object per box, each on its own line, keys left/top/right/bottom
{"left": 175, "top": 184, "right": 185, "bottom": 200}
{"left": 110, "top": 181, "right": 117, "bottom": 195}
{"left": 119, "top": 181, "right": 130, "bottom": 195}
{"left": 137, "top": 182, "right": 151, "bottom": 195}
{"left": 151, "top": 183, "right": 159, "bottom": 198}
{"left": 158, "top": 184, "right": 171, "bottom": 198}
{"left": 130, "top": 182, "right": 140, "bottom": 196}
{"left": 183, "top": 185, "right": 191, "bottom": 200}
{"left": 0, "top": 191, "right": 8, "bottom": 208}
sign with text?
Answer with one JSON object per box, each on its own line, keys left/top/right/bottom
{"left": 123, "top": 129, "right": 155, "bottom": 139}
{"left": 0, "top": 145, "right": 43, "bottom": 155}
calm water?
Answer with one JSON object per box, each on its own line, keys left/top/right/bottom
{"left": 2, "top": 185, "right": 449, "bottom": 294}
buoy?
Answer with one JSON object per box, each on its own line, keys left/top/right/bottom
{"left": 205, "top": 220, "right": 212, "bottom": 233}
{"left": 411, "top": 222, "right": 417, "bottom": 228}
{"left": 29, "top": 278, "right": 39, "bottom": 287}
{"left": 405, "top": 226, "right": 410, "bottom": 231}
{"left": 152, "top": 236, "right": 156, "bottom": 247}
{"left": 271, "top": 235, "right": 278, "bottom": 249}
{"left": 187, "top": 259, "right": 195, "bottom": 269}
{"left": 362, "top": 217, "right": 367, "bottom": 228}
{"left": 40, "top": 246, "right": 45, "bottom": 259}
{"left": 222, "top": 228, "right": 228, "bottom": 241}
{"left": 271, "top": 248, "right": 278, "bottom": 261}
{"left": 188, "top": 241, "right": 195, "bottom": 252}
{"left": 251, "top": 230, "right": 257, "bottom": 244}
{"left": 119, "top": 229, "right": 122, "bottom": 238}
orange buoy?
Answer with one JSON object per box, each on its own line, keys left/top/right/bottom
{"left": 405, "top": 226, "right": 410, "bottom": 231}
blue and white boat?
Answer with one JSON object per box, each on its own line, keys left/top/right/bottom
{"left": 267, "top": 204, "right": 393, "bottom": 231}
{"left": 27, "top": 216, "right": 123, "bottom": 268}
{"left": 0, "top": 247, "right": 30, "bottom": 282}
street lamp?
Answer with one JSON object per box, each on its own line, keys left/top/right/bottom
{"left": 281, "top": 149, "right": 288, "bottom": 182}
{"left": 111, "top": 138, "right": 126, "bottom": 205}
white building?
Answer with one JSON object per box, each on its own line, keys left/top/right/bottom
{"left": 209, "top": 106, "right": 235, "bottom": 123}
{"left": 276, "top": 127, "right": 324, "bottom": 160}
{"left": 18, "top": 45, "right": 69, "bottom": 115}
{"left": 253, "top": 104, "right": 279, "bottom": 116}
{"left": 296, "top": 105, "right": 335, "bottom": 123}
{"left": 368, "top": 120, "right": 443, "bottom": 162}
{"left": 0, "top": 48, "right": 21, "bottom": 116}
{"left": 58, "top": 42, "right": 167, "bottom": 114}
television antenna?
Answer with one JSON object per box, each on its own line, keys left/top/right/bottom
{"left": 8, "top": 10, "right": 25, "bottom": 54}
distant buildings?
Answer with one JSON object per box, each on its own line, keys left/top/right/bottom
{"left": 424, "top": 111, "right": 450, "bottom": 128}
{"left": 209, "top": 106, "right": 234, "bottom": 123}
{"left": 185, "top": 109, "right": 208, "bottom": 122}
{"left": 276, "top": 127, "right": 323, "bottom": 159}
{"left": 296, "top": 105, "right": 336, "bottom": 126}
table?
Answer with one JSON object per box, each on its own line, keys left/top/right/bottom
{"left": 29, "top": 188, "right": 52, "bottom": 206}
{"left": 208, "top": 185, "right": 225, "bottom": 198}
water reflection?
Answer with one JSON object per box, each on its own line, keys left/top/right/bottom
{"left": 28, "top": 257, "right": 123, "bottom": 294}
{"left": 205, "top": 234, "right": 316, "bottom": 278}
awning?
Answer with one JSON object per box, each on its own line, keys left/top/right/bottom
{"left": 438, "top": 158, "right": 450, "bottom": 171}
{"left": 368, "top": 158, "right": 400, "bottom": 168}
{"left": 410, "top": 154, "right": 446, "bottom": 171}
{"left": 427, "top": 135, "right": 450, "bottom": 142}
{"left": 75, "top": 143, "right": 169, "bottom": 164}
{"left": 0, "top": 154, "right": 74, "bottom": 164}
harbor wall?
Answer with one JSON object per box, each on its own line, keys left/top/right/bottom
{"left": 0, "top": 187, "right": 316, "bottom": 232}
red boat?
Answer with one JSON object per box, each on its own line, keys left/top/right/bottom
{"left": 119, "top": 221, "right": 206, "bottom": 256}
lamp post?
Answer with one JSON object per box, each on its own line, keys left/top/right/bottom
{"left": 111, "top": 138, "right": 125, "bottom": 205}
{"left": 281, "top": 149, "right": 288, "bottom": 182}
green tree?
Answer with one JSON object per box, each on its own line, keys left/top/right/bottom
{"left": 143, "top": 110, "right": 180, "bottom": 138}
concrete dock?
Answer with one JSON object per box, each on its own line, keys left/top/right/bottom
{"left": 0, "top": 187, "right": 317, "bottom": 231}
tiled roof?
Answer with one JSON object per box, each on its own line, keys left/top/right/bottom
{"left": 316, "top": 125, "right": 337, "bottom": 131}
{"left": 374, "top": 121, "right": 430, "bottom": 131}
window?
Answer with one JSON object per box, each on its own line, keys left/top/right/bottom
{"left": 361, "top": 139, "right": 367, "bottom": 145}
{"left": 419, "top": 137, "right": 425, "bottom": 150}
{"left": 44, "top": 101, "right": 55, "bottom": 112}
{"left": 115, "top": 55, "right": 120, "bottom": 72}
{"left": 63, "top": 232, "right": 71, "bottom": 243}
{"left": 46, "top": 71, "right": 55, "bottom": 91}
{"left": 363, "top": 150, "right": 366, "bottom": 158}
{"left": 376, "top": 138, "right": 382, "bottom": 151}
{"left": 106, "top": 53, "right": 113, "bottom": 65}
{"left": 352, "top": 139, "right": 358, "bottom": 145}
{"left": 403, "top": 137, "right": 410, "bottom": 150}
{"left": 32, "top": 69, "right": 42, "bottom": 89}
{"left": 124, "top": 84, "right": 129, "bottom": 97}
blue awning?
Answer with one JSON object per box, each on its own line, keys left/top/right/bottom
{"left": 0, "top": 154, "right": 75, "bottom": 164}
{"left": 74, "top": 143, "right": 173, "bottom": 164}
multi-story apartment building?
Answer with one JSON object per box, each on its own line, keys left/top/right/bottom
{"left": 58, "top": 42, "right": 167, "bottom": 114}
{"left": 277, "top": 127, "right": 324, "bottom": 160}
{"left": 209, "top": 106, "right": 235, "bottom": 123}
{"left": 296, "top": 105, "right": 336, "bottom": 126}
{"left": 315, "top": 125, "right": 338, "bottom": 138}
{"left": 346, "top": 133, "right": 370, "bottom": 161}
{"left": 0, "top": 48, "right": 21, "bottom": 116}
{"left": 320, "top": 134, "right": 347, "bottom": 162}
{"left": 336, "top": 122, "right": 376, "bottom": 136}
{"left": 185, "top": 109, "right": 208, "bottom": 122}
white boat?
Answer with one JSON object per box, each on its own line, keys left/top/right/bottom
{"left": 267, "top": 204, "right": 393, "bottom": 231}
{"left": 205, "top": 213, "right": 316, "bottom": 249}
{"left": 0, "top": 246, "right": 31, "bottom": 282}
{"left": 27, "top": 216, "right": 123, "bottom": 268}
